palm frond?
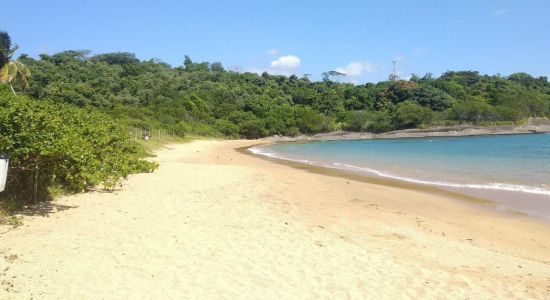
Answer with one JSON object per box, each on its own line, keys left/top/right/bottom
{"left": 15, "top": 60, "right": 29, "bottom": 72}
{"left": 7, "top": 44, "right": 19, "bottom": 59}
{"left": 14, "top": 60, "right": 30, "bottom": 90}
{"left": 0, "top": 64, "right": 8, "bottom": 83}
{"left": 0, "top": 62, "right": 17, "bottom": 83}
{"left": 6, "top": 62, "right": 18, "bottom": 82}
{"left": 0, "top": 32, "right": 30, "bottom": 91}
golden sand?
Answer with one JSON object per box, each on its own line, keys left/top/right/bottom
{"left": 1, "top": 140, "right": 549, "bottom": 299}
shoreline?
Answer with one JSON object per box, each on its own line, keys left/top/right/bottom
{"left": 261, "top": 119, "right": 550, "bottom": 143}
{"left": 239, "top": 146, "right": 493, "bottom": 205}
{"left": 1, "top": 140, "right": 550, "bottom": 298}
{"left": 239, "top": 146, "right": 507, "bottom": 216}
{"left": 252, "top": 129, "right": 550, "bottom": 220}
{"left": 246, "top": 143, "right": 550, "bottom": 221}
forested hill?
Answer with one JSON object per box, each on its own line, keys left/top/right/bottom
{"left": 20, "top": 51, "right": 550, "bottom": 138}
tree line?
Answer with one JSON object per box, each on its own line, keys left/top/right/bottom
{"left": 15, "top": 51, "right": 549, "bottom": 139}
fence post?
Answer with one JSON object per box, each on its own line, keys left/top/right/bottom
{"left": 33, "top": 166, "right": 39, "bottom": 203}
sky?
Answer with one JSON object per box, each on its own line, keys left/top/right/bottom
{"left": 3, "top": 0, "right": 550, "bottom": 82}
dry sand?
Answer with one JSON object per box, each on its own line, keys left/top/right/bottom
{"left": 1, "top": 140, "right": 549, "bottom": 299}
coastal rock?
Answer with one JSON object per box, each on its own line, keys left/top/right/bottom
{"left": 261, "top": 119, "right": 550, "bottom": 143}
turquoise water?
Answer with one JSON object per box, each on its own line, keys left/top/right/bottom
{"left": 251, "top": 134, "right": 550, "bottom": 197}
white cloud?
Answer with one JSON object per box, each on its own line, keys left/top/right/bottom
{"left": 335, "top": 61, "right": 377, "bottom": 78}
{"left": 266, "top": 48, "right": 278, "bottom": 56}
{"left": 270, "top": 55, "right": 301, "bottom": 71}
{"left": 243, "top": 54, "right": 301, "bottom": 76}
{"left": 494, "top": 8, "right": 510, "bottom": 16}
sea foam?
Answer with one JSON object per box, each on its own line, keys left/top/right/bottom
{"left": 249, "top": 145, "right": 550, "bottom": 197}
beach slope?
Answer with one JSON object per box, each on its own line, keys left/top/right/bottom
{"left": 1, "top": 140, "right": 549, "bottom": 299}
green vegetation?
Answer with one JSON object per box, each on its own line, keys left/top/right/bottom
{"left": 15, "top": 52, "right": 549, "bottom": 139}
{"left": 0, "top": 32, "right": 159, "bottom": 215}
{"left": 0, "top": 210, "right": 22, "bottom": 227}
{"left": 0, "top": 86, "right": 156, "bottom": 212}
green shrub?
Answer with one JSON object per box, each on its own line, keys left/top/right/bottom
{"left": 493, "top": 106, "right": 524, "bottom": 122}
{"left": 0, "top": 88, "right": 157, "bottom": 209}
{"left": 239, "top": 118, "right": 267, "bottom": 139}
{"left": 189, "top": 122, "right": 221, "bottom": 137}
{"left": 392, "top": 101, "right": 433, "bottom": 129}
{"left": 214, "top": 119, "right": 239, "bottom": 137}
{"left": 293, "top": 106, "right": 324, "bottom": 134}
{"left": 169, "top": 121, "right": 192, "bottom": 137}
{"left": 368, "top": 110, "right": 394, "bottom": 133}
{"left": 449, "top": 101, "right": 497, "bottom": 123}
{"left": 342, "top": 111, "right": 370, "bottom": 132}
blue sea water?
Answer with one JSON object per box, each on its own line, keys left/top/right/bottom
{"left": 251, "top": 134, "right": 550, "bottom": 197}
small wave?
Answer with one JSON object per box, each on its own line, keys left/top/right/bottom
{"left": 249, "top": 146, "right": 279, "bottom": 159}
{"left": 249, "top": 146, "right": 550, "bottom": 196}
{"left": 250, "top": 146, "right": 314, "bottom": 164}
{"left": 337, "top": 164, "right": 550, "bottom": 196}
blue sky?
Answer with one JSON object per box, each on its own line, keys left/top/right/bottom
{"left": 3, "top": 0, "right": 549, "bottom": 82}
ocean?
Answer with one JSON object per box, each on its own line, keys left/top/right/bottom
{"left": 250, "top": 134, "right": 550, "bottom": 219}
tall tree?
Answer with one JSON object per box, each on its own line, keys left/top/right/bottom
{"left": 0, "top": 32, "right": 30, "bottom": 95}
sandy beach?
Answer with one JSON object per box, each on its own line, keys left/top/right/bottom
{"left": 1, "top": 140, "right": 549, "bottom": 299}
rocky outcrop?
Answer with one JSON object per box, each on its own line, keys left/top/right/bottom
{"left": 262, "top": 119, "right": 550, "bottom": 142}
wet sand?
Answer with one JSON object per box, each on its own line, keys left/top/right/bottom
{"left": 247, "top": 145, "right": 550, "bottom": 221}
{"left": 1, "top": 140, "right": 549, "bottom": 299}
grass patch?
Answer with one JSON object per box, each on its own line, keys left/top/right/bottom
{"left": 0, "top": 210, "right": 23, "bottom": 227}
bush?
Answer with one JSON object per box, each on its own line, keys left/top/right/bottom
{"left": 368, "top": 110, "right": 394, "bottom": 133}
{"left": 493, "top": 106, "right": 524, "bottom": 122}
{"left": 239, "top": 118, "right": 267, "bottom": 139}
{"left": 188, "top": 122, "right": 221, "bottom": 137}
{"left": 392, "top": 101, "right": 433, "bottom": 129}
{"left": 449, "top": 101, "right": 497, "bottom": 123}
{"left": 264, "top": 105, "right": 299, "bottom": 136}
{"left": 342, "top": 110, "right": 371, "bottom": 132}
{"left": 293, "top": 106, "right": 324, "bottom": 134}
{"left": 214, "top": 119, "right": 239, "bottom": 137}
{"left": 169, "top": 121, "right": 192, "bottom": 137}
{"left": 0, "top": 89, "right": 157, "bottom": 209}
{"left": 449, "top": 100, "right": 531, "bottom": 123}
